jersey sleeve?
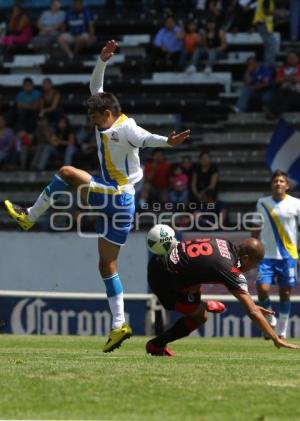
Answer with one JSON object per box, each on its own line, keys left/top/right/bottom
{"left": 124, "top": 118, "right": 170, "bottom": 148}
{"left": 222, "top": 267, "right": 249, "bottom": 294}
{"left": 89, "top": 58, "right": 107, "bottom": 95}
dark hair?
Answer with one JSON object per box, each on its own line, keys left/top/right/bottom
{"left": 199, "top": 150, "right": 210, "bottom": 158}
{"left": 246, "top": 56, "right": 257, "bottom": 64}
{"left": 152, "top": 148, "right": 164, "bottom": 156}
{"left": 23, "top": 77, "right": 33, "bottom": 85}
{"left": 87, "top": 93, "right": 121, "bottom": 117}
{"left": 271, "top": 169, "right": 288, "bottom": 182}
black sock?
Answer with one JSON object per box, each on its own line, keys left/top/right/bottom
{"left": 151, "top": 316, "right": 199, "bottom": 348}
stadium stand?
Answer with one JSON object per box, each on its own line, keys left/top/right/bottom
{"left": 0, "top": 0, "right": 299, "bottom": 231}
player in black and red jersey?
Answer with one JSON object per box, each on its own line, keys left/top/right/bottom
{"left": 146, "top": 237, "right": 299, "bottom": 356}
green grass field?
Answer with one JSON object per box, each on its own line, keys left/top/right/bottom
{"left": 1, "top": 336, "right": 300, "bottom": 421}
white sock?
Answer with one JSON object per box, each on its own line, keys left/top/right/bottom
{"left": 267, "top": 312, "right": 277, "bottom": 328}
{"left": 277, "top": 313, "right": 289, "bottom": 338}
{"left": 27, "top": 190, "right": 51, "bottom": 223}
{"left": 108, "top": 292, "right": 125, "bottom": 329}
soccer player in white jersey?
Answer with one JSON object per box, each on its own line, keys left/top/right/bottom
{"left": 252, "top": 170, "right": 300, "bottom": 339}
{"left": 4, "top": 40, "right": 190, "bottom": 352}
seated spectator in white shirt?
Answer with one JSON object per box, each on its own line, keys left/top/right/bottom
{"left": 58, "top": 0, "right": 95, "bottom": 59}
{"left": 31, "top": 0, "right": 65, "bottom": 51}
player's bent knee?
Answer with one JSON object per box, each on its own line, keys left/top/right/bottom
{"left": 58, "top": 166, "right": 76, "bottom": 182}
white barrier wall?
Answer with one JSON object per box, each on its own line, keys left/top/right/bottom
{"left": 0, "top": 231, "right": 148, "bottom": 293}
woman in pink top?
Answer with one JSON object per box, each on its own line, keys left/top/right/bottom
{"left": 0, "top": 4, "right": 32, "bottom": 48}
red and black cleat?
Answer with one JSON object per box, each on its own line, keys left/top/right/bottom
{"left": 146, "top": 340, "right": 175, "bottom": 357}
{"left": 206, "top": 300, "right": 226, "bottom": 314}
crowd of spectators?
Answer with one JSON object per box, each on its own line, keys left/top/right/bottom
{"left": 0, "top": 0, "right": 298, "bottom": 173}
{"left": 234, "top": 50, "right": 300, "bottom": 116}
{"left": 137, "top": 148, "right": 227, "bottom": 230}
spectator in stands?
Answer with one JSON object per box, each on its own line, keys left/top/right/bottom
{"left": 264, "top": 51, "right": 300, "bottom": 118}
{"left": 51, "top": 115, "right": 77, "bottom": 166}
{"left": 0, "top": 10, "right": 7, "bottom": 40}
{"left": 40, "top": 78, "right": 63, "bottom": 126}
{"left": 191, "top": 150, "right": 219, "bottom": 205}
{"left": 0, "top": 114, "right": 17, "bottom": 168}
{"left": 234, "top": 56, "right": 274, "bottom": 112}
{"left": 253, "top": 0, "right": 277, "bottom": 67}
{"left": 142, "top": 148, "right": 171, "bottom": 205}
{"left": 179, "top": 20, "right": 202, "bottom": 73}
{"left": 232, "top": 0, "right": 256, "bottom": 32}
{"left": 207, "top": 0, "right": 237, "bottom": 31}
{"left": 194, "top": 0, "right": 209, "bottom": 28}
{"left": 18, "top": 130, "right": 33, "bottom": 170}
{"left": 58, "top": 0, "right": 95, "bottom": 59}
{"left": 14, "top": 77, "right": 41, "bottom": 133}
{"left": 290, "top": 0, "right": 300, "bottom": 41}
{"left": 200, "top": 18, "right": 227, "bottom": 73}
{"left": 0, "top": 4, "right": 32, "bottom": 52}
{"left": 76, "top": 116, "right": 98, "bottom": 169}
{"left": 167, "top": 164, "right": 189, "bottom": 207}
{"left": 31, "top": 0, "right": 65, "bottom": 51}
{"left": 195, "top": 189, "right": 227, "bottom": 229}
{"left": 30, "top": 116, "right": 54, "bottom": 171}
{"left": 30, "top": 115, "right": 77, "bottom": 171}
{"left": 152, "top": 15, "right": 183, "bottom": 69}
{"left": 180, "top": 155, "right": 194, "bottom": 185}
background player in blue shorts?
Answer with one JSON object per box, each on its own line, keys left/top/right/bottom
{"left": 4, "top": 40, "right": 190, "bottom": 352}
{"left": 252, "top": 170, "right": 300, "bottom": 339}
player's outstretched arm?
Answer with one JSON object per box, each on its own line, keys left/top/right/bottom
{"left": 90, "top": 40, "right": 118, "bottom": 95}
{"left": 100, "top": 39, "right": 118, "bottom": 62}
{"left": 233, "top": 291, "right": 299, "bottom": 349}
{"left": 167, "top": 129, "right": 191, "bottom": 146}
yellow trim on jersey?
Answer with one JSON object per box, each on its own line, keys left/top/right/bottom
{"left": 89, "top": 186, "right": 123, "bottom": 195}
{"left": 112, "top": 113, "right": 128, "bottom": 128}
{"left": 263, "top": 201, "right": 298, "bottom": 259}
{"left": 102, "top": 133, "right": 129, "bottom": 186}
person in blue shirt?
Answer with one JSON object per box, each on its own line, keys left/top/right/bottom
{"left": 234, "top": 56, "right": 274, "bottom": 112}
{"left": 58, "top": 0, "right": 95, "bottom": 59}
{"left": 152, "top": 15, "right": 183, "bottom": 69}
{"left": 15, "top": 77, "right": 41, "bottom": 133}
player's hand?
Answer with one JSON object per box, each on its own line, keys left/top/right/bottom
{"left": 273, "top": 337, "right": 299, "bottom": 349}
{"left": 100, "top": 39, "right": 118, "bottom": 62}
{"left": 167, "top": 129, "right": 191, "bottom": 146}
{"left": 257, "top": 306, "right": 275, "bottom": 317}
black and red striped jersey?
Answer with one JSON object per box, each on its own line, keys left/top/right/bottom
{"left": 159, "top": 237, "right": 249, "bottom": 293}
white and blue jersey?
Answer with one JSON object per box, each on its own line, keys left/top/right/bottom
{"left": 256, "top": 194, "right": 300, "bottom": 286}
{"left": 88, "top": 57, "right": 170, "bottom": 245}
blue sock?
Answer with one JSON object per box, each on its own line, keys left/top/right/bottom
{"left": 103, "top": 273, "right": 123, "bottom": 297}
{"left": 103, "top": 273, "right": 125, "bottom": 329}
{"left": 258, "top": 298, "right": 271, "bottom": 309}
{"left": 45, "top": 174, "right": 69, "bottom": 198}
{"left": 279, "top": 300, "right": 291, "bottom": 315}
{"left": 28, "top": 174, "right": 70, "bottom": 222}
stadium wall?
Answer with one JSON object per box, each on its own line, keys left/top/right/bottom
{"left": 1, "top": 292, "right": 300, "bottom": 338}
{"left": 0, "top": 231, "right": 148, "bottom": 293}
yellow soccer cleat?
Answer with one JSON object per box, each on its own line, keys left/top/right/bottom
{"left": 103, "top": 322, "right": 133, "bottom": 353}
{"left": 4, "top": 200, "right": 34, "bottom": 230}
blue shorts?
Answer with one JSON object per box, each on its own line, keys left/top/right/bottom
{"left": 88, "top": 177, "right": 135, "bottom": 246}
{"left": 257, "top": 258, "right": 298, "bottom": 288}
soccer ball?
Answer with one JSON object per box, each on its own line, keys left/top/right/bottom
{"left": 147, "top": 224, "right": 176, "bottom": 255}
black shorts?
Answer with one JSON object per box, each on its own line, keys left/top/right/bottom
{"left": 147, "top": 256, "right": 201, "bottom": 314}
